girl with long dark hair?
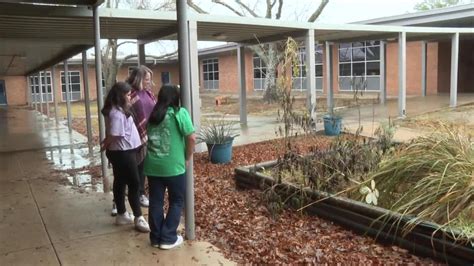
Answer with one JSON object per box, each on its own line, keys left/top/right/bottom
{"left": 101, "top": 81, "right": 150, "bottom": 233}
{"left": 143, "top": 85, "right": 196, "bottom": 249}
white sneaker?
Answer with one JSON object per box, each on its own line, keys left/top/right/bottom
{"left": 134, "top": 216, "right": 150, "bottom": 232}
{"left": 139, "top": 195, "right": 149, "bottom": 207}
{"left": 115, "top": 212, "right": 134, "bottom": 225}
{"left": 111, "top": 202, "right": 117, "bottom": 216}
{"left": 159, "top": 235, "right": 184, "bottom": 250}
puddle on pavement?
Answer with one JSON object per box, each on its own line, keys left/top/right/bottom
{"left": 45, "top": 144, "right": 104, "bottom": 193}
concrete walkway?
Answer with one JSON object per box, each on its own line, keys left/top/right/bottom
{"left": 218, "top": 94, "right": 474, "bottom": 145}
{"left": 0, "top": 107, "right": 233, "bottom": 266}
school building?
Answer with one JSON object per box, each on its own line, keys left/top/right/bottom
{"left": 0, "top": 4, "right": 473, "bottom": 107}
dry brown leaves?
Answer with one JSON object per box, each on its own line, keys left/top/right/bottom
{"left": 192, "top": 136, "right": 440, "bottom": 264}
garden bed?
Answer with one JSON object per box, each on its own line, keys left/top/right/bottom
{"left": 235, "top": 160, "right": 474, "bottom": 265}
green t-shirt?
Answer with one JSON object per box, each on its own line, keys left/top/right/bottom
{"left": 143, "top": 107, "right": 195, "bottom": 177}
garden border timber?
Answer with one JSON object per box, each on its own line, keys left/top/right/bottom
{"left": 234, "top": 160, "right": 474, "bottom": 265}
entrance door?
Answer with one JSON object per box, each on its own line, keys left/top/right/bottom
{"left": 0, "top": 80, "right": 7, "bottom": 105}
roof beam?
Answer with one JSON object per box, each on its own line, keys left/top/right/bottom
{"left": 137, "top": 25, "right": 178, "bottom": 45}
{"left": 0, "top": 2, "right": 92, "bottom": 17}
{"left": 27, "top": 45, "right": 91, "bottom": 75}
{"left": 0, "top": 0, "right": 103, "bottom": 7}
{"left": 238, "top": 29, "right": 307, "bottom": 45}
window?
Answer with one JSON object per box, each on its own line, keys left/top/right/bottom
{"left": 253, "top": 54, "right": 267, "bottom": 91}
{"left": 61, "top": 71, "right": 81, "bottom": 101}
{"left": 292, "top": 47, "right": 307, "bottom": 91}
{"left": 315, "top": 44, "right": 323, "bottom": 91}
{"left": 338, "top": 41, "right": 381, "bottom": 91}
{"left": 202, "top": 58, "right": 219, "bottom": 90}
{"left": 29, "top": 72, "right": 53, "bottom": 103}
{"left": 290, "top": 45, "right": 324, "bottom": 91}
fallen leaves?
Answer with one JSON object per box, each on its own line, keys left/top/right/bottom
{"left": 192, "top": 136, "right": 441, "bottom": 264}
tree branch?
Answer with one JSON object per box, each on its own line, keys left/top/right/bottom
{"left": 307, "top": 0, "right": 329, "bottom": 22}
{"left": 235, "top": 0, "right": 259, "bottom": 17}
{"left": 212, "top": 0, "right": 244, "bottom": 16}
{"left": 275, "top": 0, "right": 283, "bottom": 19}
{"left": 265, "top": 0, "right": 272, "bottom": 18}
{"left": 187, "top": 0, "right": 208, "bottom": 14}
{"left": 117, "top": 40, "right": 137, "bottom": 49}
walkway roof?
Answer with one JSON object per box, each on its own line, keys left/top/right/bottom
{"left": 1, "top": 1, "right": 473, "bottom": 76}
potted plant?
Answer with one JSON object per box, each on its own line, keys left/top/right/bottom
{"left": 323, "top": 110, "right": 342, "bottom": 136}
{"left": 197, "top": 119, "right": 239, "bottom": 164}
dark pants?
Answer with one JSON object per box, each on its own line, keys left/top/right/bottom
{"left": 138, "top": 160, "right": 145, "bottom": 196}
{"left": 148, "top": 173, "right": 185, "bottom": 245}
{"left": 106, "top": 149, "right": 142, "bottom": 218}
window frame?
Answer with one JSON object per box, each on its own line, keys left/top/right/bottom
{"left": 202, "top": 58, "right": 219, "bottom": 90}
{"left": 338, "top": 41, "right": 381, "bottom": 92}
{"left": 60, "top": 70, "right": 81, "bottom": 102}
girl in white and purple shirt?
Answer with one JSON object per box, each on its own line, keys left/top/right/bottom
{"left": 101, "top": 81, "right": 150, "bottom": 233}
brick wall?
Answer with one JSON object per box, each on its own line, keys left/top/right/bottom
{"left": 386, "top": 41, "right": 439, "bottom": 97}
{"left": 1, "top": 76, "right": 27, "bottom": 105}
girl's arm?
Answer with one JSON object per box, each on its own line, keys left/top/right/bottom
{"left": 185, "top": 133, "right": 196, "bottom": 165}
{"left": 100, "top": 135, "right": 122, "bottom": 151}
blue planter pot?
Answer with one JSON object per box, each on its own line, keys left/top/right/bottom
{"left": 323, "top": 115, "right": 342, "bottom": 136}
{"left": 206, "top": 138, "right": 234, "bottom": 164}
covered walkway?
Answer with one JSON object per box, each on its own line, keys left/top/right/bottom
{"left": 0, "top": 107, "right": 232, "bottom": 265}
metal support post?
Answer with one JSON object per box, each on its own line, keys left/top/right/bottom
{"left": 93, "top": 5, "right": 109, "bottom": 192}
{"left": 421, "top": 41, "right": 427, "bottom": 97}
{"left": 82, "top": 51, "right": 93, "bottom": 150}
{"left": 137, "top": 43, "right": 146, "bottom": 66}
{"left": 64, "top": 60, "right": 72, "bottom": 132}
{"left": 44, "top": 70, "right": 50, "bottom": 118}
{"left": 237, "top": 45, "right": 247, "bottom": 125}
{"left": 398, "top": 32, "right": 407, "bottom": 118}
{"left": 38, "top": 71, "right": 44, "bottom": 116}
{"left": 305, "top": 30, "right": 317, "bottom": 125}
{"left": 380, "top": 41, "right": 387, "bottom": 104}
{"left": 177, "top": 0, "right": 195, "bottom": 240}
{"left": 450, "top": 33, "right": 459, "bottom": 108}
{"left": 325, "top": 41, "right": 333, "bottom": 115}
{"left": 51, "top": 65, "right": 59, "bottom": 124}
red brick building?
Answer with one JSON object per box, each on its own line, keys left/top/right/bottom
{"left": 1, "top": 4, "right": 472, "bottom": 106}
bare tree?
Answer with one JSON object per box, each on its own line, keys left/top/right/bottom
{"left": 101, "top": 0, "right": 177, "bottom": 91}
{"left": 189, "top": 0, "right": 329, "bottom": 102}
{"left": 414, "top": 0, "right": 471, "bottom": 11}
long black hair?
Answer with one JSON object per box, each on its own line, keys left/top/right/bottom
{"left": 101, "top": 81, "right": 133, "bottom": 117}
{"left": 148, "top": 85, "right": 180, "bottom": 125}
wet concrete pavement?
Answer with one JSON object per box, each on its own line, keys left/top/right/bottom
{"left": 0, "top": 107, "right": 234, "bottom": 265}
{"left": 1, "top": 94, "right": 473, "bottom": 265}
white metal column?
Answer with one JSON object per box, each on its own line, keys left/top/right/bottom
{"left": 137, "top": 43, "right": 146, "bottom": 66}
{"left": 421, "top": 41, "right": 427, "bottom": 97}
{"left": 380, "top": 41, "right": 386, "bottom": 104}
{"left": 82, "top": 51, "right": 93, "bottom": 149}
{"left": 177, "top": 0, "right": 195, "bottom": 240}
{"left": 237, "top": 45, "right": 247, "bottom": 125}
{"left": 188, "top": 20, "right": 201, "bottom": 133}
{"left": 44, "top": 70, "right": 50, "bottom": 118}
{"left": 398, "top": 32, "right": 407, "bottom": 118}
{"left": 32, "top": 74, "right": 38, "bottom": 112}
{"left": 64, "top": 60, "right": 72, "bottom": 132}
{"left": 325, "top": 41, "right": 334, "bottom": 114}
{"left": 51, "top": 65, "right": 59, "bottom": 124}
{"left": 305, "top": 30, "right": 317, "bottom": 125}
{"left": 450, "top": 33, "right": 459, "bottom": 108}
{"left": 93, "top": 5, "right": 109, "bottom": 192}
{"left": 38, "top": 71, "right": 44, "bottom": 116}
{"left": 26, "top": 75, "right": 32, "bottom": 108}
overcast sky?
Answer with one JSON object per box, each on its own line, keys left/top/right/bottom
{"left": 85, "top": 0, "right": 457, "bottom": 58}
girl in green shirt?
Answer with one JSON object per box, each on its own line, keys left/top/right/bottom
{"left": 144, "top": 85, "right": 195, "bottom": 250}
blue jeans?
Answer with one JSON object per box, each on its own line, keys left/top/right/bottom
{"left": 148, "top": 173, "right": 185, "bottom": 245}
